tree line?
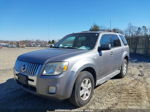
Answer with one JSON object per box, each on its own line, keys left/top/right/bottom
{"left": 89, "top": 23, "right": 150, "bottom": 37}
{"left": 125, "top": 23, "right": 150, "bottom": 37}
{"left": 48, "top": 40, "right": 55, "bottom": 44}
{"left": 49, "top": 23, "right": 150, "bottom": 44}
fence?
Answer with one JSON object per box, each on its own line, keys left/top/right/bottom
{"left": 127, "top": 36, "right": 150, "bottom": 56}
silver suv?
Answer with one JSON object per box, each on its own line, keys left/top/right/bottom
{"left": 14, "top": 31, "right": 129, "bottom": 107}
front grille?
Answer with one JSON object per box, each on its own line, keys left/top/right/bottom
{"left": 15, "top": 60, "right": 41, "bottom": 76}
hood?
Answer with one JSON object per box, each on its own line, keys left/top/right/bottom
{"left": 17, "top": 48, "right": 88, "bottom": 64}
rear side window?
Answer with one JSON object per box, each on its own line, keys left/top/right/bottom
{"left": 111, "top": 35, "right": 121, "bottom": 47}
{"left": 100, "top": 34, "right": 111, "bottom": 46}
{"left": 119, "top": 35, "right": 128, "bottom": 45}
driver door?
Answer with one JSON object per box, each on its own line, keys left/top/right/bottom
{"left": 97, "top": 34, "right": 114, "bottom": 78}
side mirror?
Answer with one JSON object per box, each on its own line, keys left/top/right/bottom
{"left": 98, "top": 44, "right": 111, "bottom": 51}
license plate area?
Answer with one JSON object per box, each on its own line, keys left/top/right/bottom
{"left": 17, "top": 74, "right": 28, "bottom": 85}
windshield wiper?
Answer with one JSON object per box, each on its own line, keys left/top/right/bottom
{"left": 52, "top": 46, "right": 76, "bottom": 49}
{"left": 52, "top": 46, "right": 60, "bottom": 48}
{"left": 63, "top": 47, "right": 76, "bottom": 49}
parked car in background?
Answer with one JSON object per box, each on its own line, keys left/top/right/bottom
{"left": 14, "top": 31, "right": 129, "bottom": 107}
{"left": 8, "top": 44, "right": 17, "bottom": 48}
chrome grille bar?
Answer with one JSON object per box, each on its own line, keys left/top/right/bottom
{"left": 14, "top": 60, "right": 41, "bottom": 76}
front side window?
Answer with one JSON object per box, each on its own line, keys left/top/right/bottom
{"left": 111, "top": 35, "right": 121, "bottom": 47}
{"left": 100, "top": 34, "right": 111, "bottom": 46}
{"left": 54, "top": 33, "right": 99, "bottom": 50}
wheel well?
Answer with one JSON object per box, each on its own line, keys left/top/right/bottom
{"left": 124, "top": 56, "right": 129, "bottom": 62}
{"left": 82, "top": 67, "right": 97, "bottom": 87}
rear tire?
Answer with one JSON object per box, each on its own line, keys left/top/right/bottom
{"left": 117, "top": 59, "right": 128, "bottom": 78}
{"left": 69, "top": 71, "right": 94, "bottom": 107}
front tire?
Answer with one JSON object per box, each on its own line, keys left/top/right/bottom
{"left": 69, "top": 71, "right": 94, "bottom": 107}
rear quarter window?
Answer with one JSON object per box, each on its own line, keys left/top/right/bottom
{"left": 119, "top": 35, "right": 128, "bottom": 46}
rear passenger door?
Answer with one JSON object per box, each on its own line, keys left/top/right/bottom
{"left": 110, "top": 34, "right": 123, "bottom": 71}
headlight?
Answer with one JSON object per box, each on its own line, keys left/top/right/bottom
{"left": 42, "top": 62, "right": 68, "bottom": 75}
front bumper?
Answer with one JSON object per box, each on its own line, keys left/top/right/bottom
{"left": 14, "top": 71, "right": 73, "bottom": 100}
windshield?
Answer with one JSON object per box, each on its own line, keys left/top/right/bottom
{"left": 54, "top": 33, "right": 99, "bottom": 50}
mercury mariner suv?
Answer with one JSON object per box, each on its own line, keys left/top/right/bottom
{"left": 14, "top": 31, "right": 129, "bottom": 107}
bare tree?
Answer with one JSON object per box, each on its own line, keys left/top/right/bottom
{"left": 142, "top": 26, "right": 148, "bottom": 36}
{"left": 125, "top": 23, "right": 138, "bottom": 37}
{"left": 136, "top": 27, "right": 142, "bottom": 36}
{"left": 148, "top": 28, "right": 150, "bottom": 35}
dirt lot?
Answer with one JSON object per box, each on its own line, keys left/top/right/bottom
{"left": 0, "top": 47, "right": 150, "bottom": 112}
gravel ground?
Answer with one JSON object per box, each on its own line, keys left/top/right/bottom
{"left": 0, "top": 48, "right": 150, "bottom": 112}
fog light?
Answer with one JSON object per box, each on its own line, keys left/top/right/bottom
{"left": 49, "top": 86, "right": 56, "bottom": 94}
